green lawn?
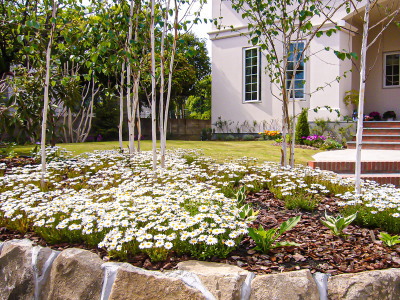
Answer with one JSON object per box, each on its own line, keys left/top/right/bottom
{"left": 13, "top": 140, "right": 321, "bottom": 165}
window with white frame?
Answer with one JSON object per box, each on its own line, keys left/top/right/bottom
{"left": 286, "top": 42, "right": 305, "bottom": 100}
{"left": 384, "top": 52, "right": 400, "bottom": 87}
{"left": 243, "top": 47, "right": 261, "bottom": 102}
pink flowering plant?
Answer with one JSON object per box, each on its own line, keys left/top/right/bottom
{"left": 301, "top": 135, "right": 327, "bottom": 147}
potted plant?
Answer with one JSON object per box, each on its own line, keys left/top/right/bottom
{"left": 368, "top": 111, "right": 381, "bottom": 121}
{"left": 383, "top": 111, "right": 396, "bottom": 121}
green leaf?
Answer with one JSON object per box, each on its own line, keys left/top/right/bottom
{"left": 279, "top": 215, "right": 301, "bottom": 234}
{"left": 334, "top": 51, "right": 346, "bottom": 61}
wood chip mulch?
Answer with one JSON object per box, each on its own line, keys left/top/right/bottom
{"left": 0, "top": 157, "right": 38, "bottom": 170}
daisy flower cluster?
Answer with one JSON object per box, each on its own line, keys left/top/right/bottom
{"left": 1, "top": 147, "right": 400, "bottom": 263}
{"left": 0, "top": 150, "right": 249, "bottom": 261}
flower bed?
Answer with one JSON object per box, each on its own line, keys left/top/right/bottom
{"left": 1, "top": 148, "right": 399, "bottom": 268}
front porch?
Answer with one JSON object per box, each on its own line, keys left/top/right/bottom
{"left": 344, "top": 0, "right": 400, "bottom": 120}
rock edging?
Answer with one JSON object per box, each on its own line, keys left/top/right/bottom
{"left": 0, "top": 239, "right": 399, "bottom": 300}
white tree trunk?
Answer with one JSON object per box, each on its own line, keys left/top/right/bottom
{"left": 40, "top": 0, "right": 57, "bottom": 188}
{"left": 80, "top": 76, "right": 96, "bottom": 142}
{"left": 136, "top": 103, "right": 141, "bottom": 152}
{"left": 355, "top": 0, "right": 371, "bottom": 194}
{"left": 126, "top": 0, "right": 135, "bottom": 154}
{"left": 290, "top": 99, "right": 296, "bottom": 167}
{"left": 119, "top": 61, "right": 125, "bottom": 150}
{"left": 150, "top": 0, "right": 157, "bottom": 171}
{"left": 161, "top": 0, "right": 175, "bottom": 168}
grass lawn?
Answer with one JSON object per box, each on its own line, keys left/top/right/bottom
{"left": 13, "top": 140, "right": 321, "bottom": 165}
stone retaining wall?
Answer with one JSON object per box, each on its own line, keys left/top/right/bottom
{"left": 1, "top": 239, "right": 399, "bottom": 300}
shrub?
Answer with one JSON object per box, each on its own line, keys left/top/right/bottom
{"left": 224, "top": 134, "right": 235, "bottom": 141}
{"left": 242, "top": 134, "right": 256, "bottom": 141}
{"left": 201, "top": 128, "right": 213, "bottom": 141}
{"left": 320, "top": 138, "right": 343, "bottom": 150}
{"left": 296, "top": 109, "right": 310, "bottom": 144}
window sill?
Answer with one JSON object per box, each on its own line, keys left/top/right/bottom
{"left": 243, "top": 100, "right": 261, "bottom": 103}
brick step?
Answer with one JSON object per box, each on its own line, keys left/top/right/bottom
{"left": 338, "top": 173, "right": 400, "bottom": 187}
{"left": 351, "top": 135, "right": 400, "bottom": 142}
{"left": 308, "top": 161, "right": 400, "bottom": 174}
{"left": 364, "top": 121, "right": 400, "bottom": 128}
{"left": 346, "top": 142, "right": 400, "bottom": 150}
{"left": 363, "top": 128, "right": 400, "bottom": 135}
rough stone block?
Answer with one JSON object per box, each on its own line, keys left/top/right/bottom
{"left": 0, "top": 239, "right": 35, "bottom": 300}
{"left": 41, "top": 248, "right": 104, "bottom": 300}
{"left": 108, "top": 263, "right": 211, "bottom": 300}
{"left": 178, "top": 260, "right": 254, "bottom": 300}
{"left": 250, "top": 269, "right": 319, "bottom": 300}
{"left": 328, "top": 268, "right": 400, "bottom": 300}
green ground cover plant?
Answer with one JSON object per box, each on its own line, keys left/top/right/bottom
{"left": 320, "top": 212, "right": 358, "bottom": 236}
{"left": 379, "top": 232, "right": 400, "bottom": 247}
{"left": 248, "top": 216, "right": 301, "bottom": 253}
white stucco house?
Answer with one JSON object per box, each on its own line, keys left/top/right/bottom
{"left": 209, "top": 0, "right": 400, "bottom": 132}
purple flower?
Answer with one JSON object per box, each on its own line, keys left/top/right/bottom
{"left": 304, "top": 135, "right": 326, "bottom": 141}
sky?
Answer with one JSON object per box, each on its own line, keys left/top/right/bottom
{"left": 189, "top": 1, "right": 212, "bottom": 56}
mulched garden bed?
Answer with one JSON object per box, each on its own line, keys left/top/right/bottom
{"left": 0, "top": 156, "right": 38, "bottom": 170}
{"left": 1, "top": 157, "right": 399, "bottom": 275}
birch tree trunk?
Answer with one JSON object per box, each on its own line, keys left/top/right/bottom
{"left": 126, "top": 0, "right": 135, "bottom": 154}
{"left": 290, "top": 99, "right": 296, "bottom": 167}
{"left": 40, "top": 0, "right": 57, "bottom": 188}
{"left": 136, "top": 103, "right": 141, "bottom": 152}
{"left": 119, "top": 61, "right": 125, "bottom": 151}
{"left": 80, "top": 76, "right": 97, "bottom": 142}
{"left": 355, "top": 0, "right": 371, "bottom": 194}
{"left": 161, "top": 0, "right": 176, "bottom": 168}
{"left": 150, "top": 0, "right": 157, "bottom": 171}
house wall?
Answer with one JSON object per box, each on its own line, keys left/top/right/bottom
{"left": 308, "top": 29, "right": 354, "bottom": 121}
{"left": 210, "top": 1, "right": 357, "bottom": 131}
{"left": 363, "top": 23, "right": 400, "bottom": 116}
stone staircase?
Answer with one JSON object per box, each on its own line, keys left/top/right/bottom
{"left": 347, "top": 121, "right": 400, "bottom": 150}
{"left": 307, "top": 160, "right": 400, "bottom": 186}
{"left": 309, "top": 122, "right": 400, "bottom": 186}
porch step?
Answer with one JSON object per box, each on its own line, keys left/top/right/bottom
{"left": 308, "top": 160, "right": 400, "bottom": 186}
{"left": 338, "top": 173, "right": 400, "bottom": 186}
{"left": 352, "top": 135, "right": 400, "bottom": 142}
{"left": 363, "top": 128, "right": 400, "bottom": 135}
{"left": 347, "top": 142, "right": 400, "bottom": 150}
{"left": 364, "top": 121, "right": 400, "bottom": 128}
{"left": 308, "top": 161, "right": 400, "bottom": 174}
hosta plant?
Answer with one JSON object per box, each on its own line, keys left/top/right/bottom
{"left": 236, "top": 186, "right": 246, "bottom": 205}
{"left": 321, "top": 212, "right": 357, "bottom": 236}
{"left": 239, "top": 204, "right": 259, "bottom": 222}
{"left": 247, "top": 216, "right": 301, "bottom": 253}
{"left": 379, "top": 232, "right": 400, "bottom": 247}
